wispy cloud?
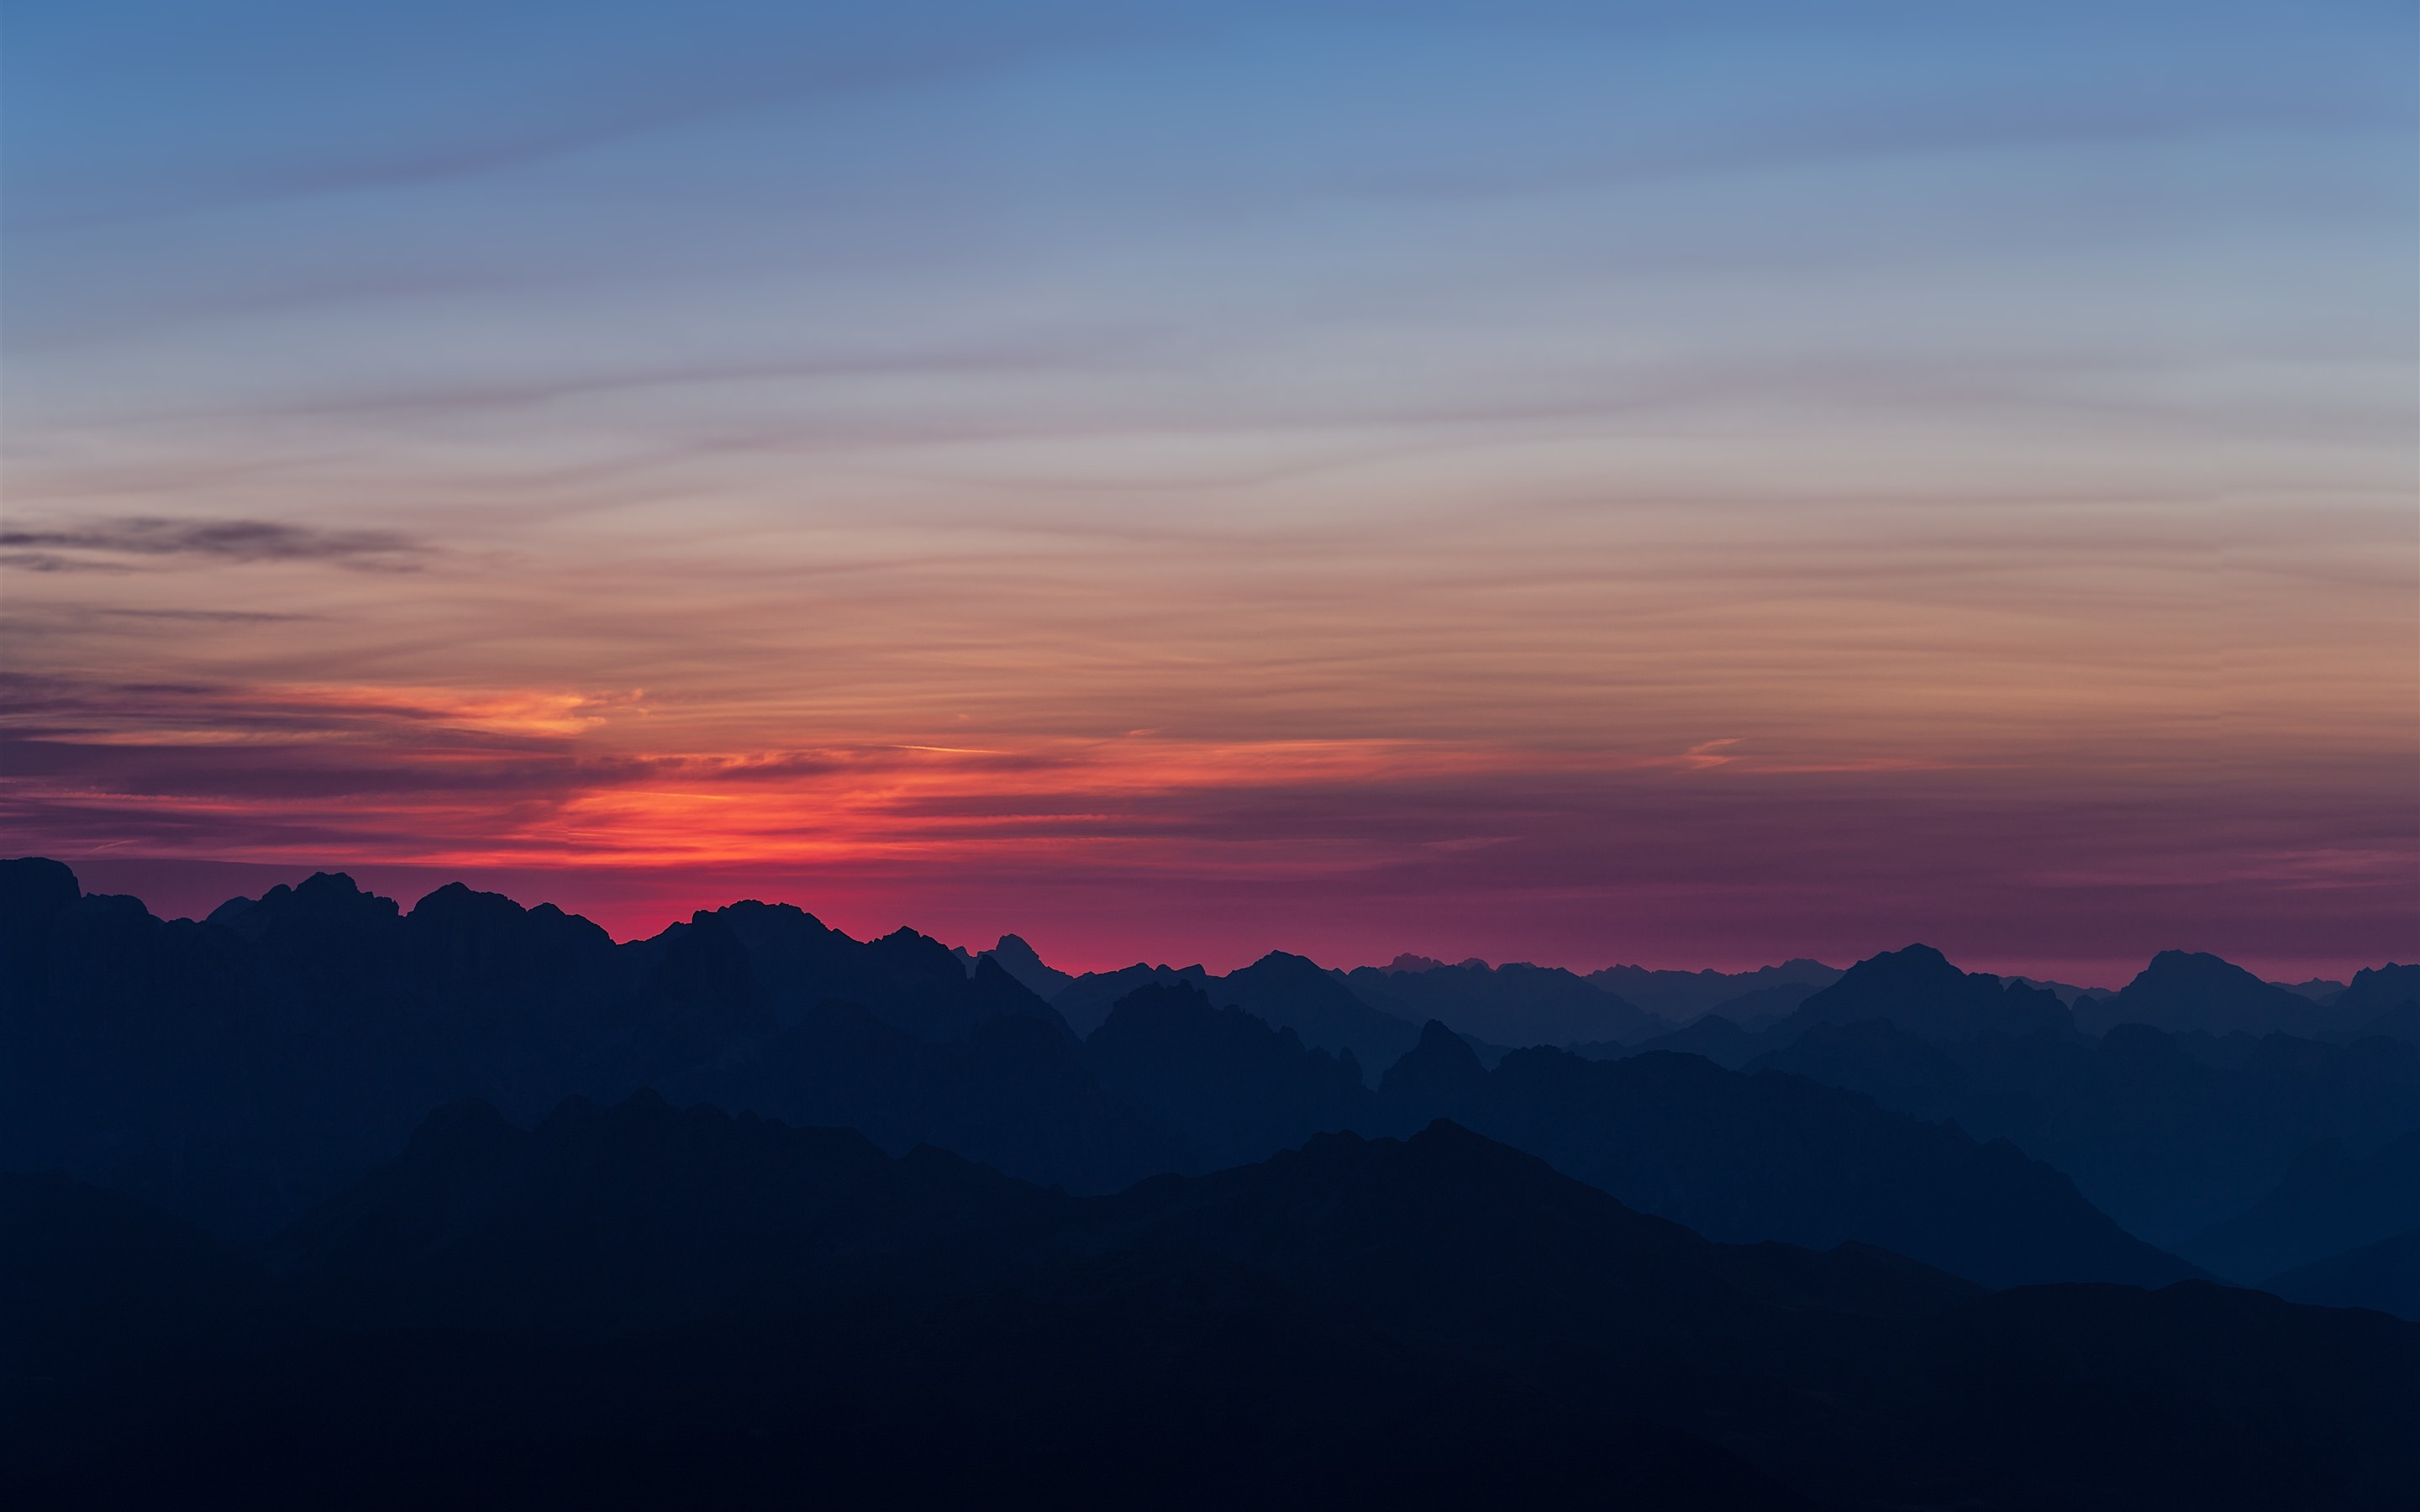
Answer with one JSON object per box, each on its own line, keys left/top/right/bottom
{"left": 97, "top": 607, "right": 325, "bottom": 623}
{"left": 0, "top": 517, "right": 431, "bottom": 571}
{"left": 1, "top": 552, "right": 137, "bottom": 574}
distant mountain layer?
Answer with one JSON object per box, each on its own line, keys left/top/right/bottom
{"left": 2264, "top": 1228, "right": 2420, "bottom": 1323}
{"left": 1054, "top": 951, "right": 1681, "bottom": 1065}
{"left": 5, "top": 857, "right": 2411, "bottom": 1294}
{"left": 1586, "top": 958, "right": 1843, "bottom": 1020}
{"left": 976, "top": 932, "right": 1075, "bottom": 999}
{"left": 1607, "top": 942, "right": 2079, "bottom": 1063}
{"left": 6, "top": 1100, "right": 2413, "bottom": 1511}
{"left": 2082, "top": 950, "right": 2330, "bottom": 1037}
{"left": 8, "top": 853, "right": 2419, "bottom": 1506}
{"left": 2332, "top": 963, "right": 2420, "bottom": 1022}
{"left": 2186, "top": 1131, "right": 2420, "bottom": 1284}
{"left": 1377, "top": 1021, "right": 2196, "bottom": 1289}
{"left": 1781, "top": 943, "right": 2075, "bottom": 1042}
{"left": 2065, "top": 952, "right": 2420, "bottom": 1040}
{"left": 1581, "top": 945, "right": 2420, "bottom": 1252}
{"left": 1344, "top": 958, "right": 1670, "bottom": 1047}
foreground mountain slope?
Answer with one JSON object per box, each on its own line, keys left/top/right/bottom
{"left": 2263, "top": 1229, "right": 2420, "bottom": 1322}
{"left": 8, "top": 1100, "right": 2412, "bottom": 1511}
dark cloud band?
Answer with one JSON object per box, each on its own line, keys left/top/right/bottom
{"left": 1, "top": 517, "right": 430, "bottom": 570}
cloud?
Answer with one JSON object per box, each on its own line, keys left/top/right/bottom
{"left": 97, "top": 607, "right": 324, "bottom": 623}
{"left": 0, "top": 552, "right": 135, "bottom": 574}
{"left": 15, "top": 5, "right": 1192, "bottom": 232}
{"left": 0, "top": 517, "right": 431, "bottom": 571}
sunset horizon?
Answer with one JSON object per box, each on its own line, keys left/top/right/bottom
{"left": 6, "top": 8, "right": 2418, "bottom": 1502}
{"left": 10, "top": 5, "right": 2414, "bottom": 988}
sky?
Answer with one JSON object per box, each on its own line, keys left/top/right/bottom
{"left": 4, "top": 1, "right": 2415, "bottom": 982}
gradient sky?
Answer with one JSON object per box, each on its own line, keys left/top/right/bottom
{"left": 5, "top": 2, "right": 2415, "bottom": 981}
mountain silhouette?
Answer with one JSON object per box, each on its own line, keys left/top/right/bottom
{"left": 1699, "top": 979, "right": 1823, "bottom": 1031}
{"left": 11, "top": 854, "right": 2418, "bottom": 1507}
{"left": 696, "top": 900, "right": 1066, "bottom": 1041}
{"left": 2262, "top": 1228, "right": 2420, "bottom": 1322}
{"left": 2185, "top": 1130, "right": 2420, "bottom": 1284}
{"left": 8, "top": 1098, "right": 2412, "bottom": 1511}
{"left": 980, "top": 932, "right": 1076, "bottom": 999}
{"left": 0, "top": 860, "right": 1075, "bottom": 1235}
{"left": 1715, "top": 1012, "right": 2420, "bottom": 1247}
{"left": 1, "top": 1171, "right": 258, "bottom": 1401}
{"left": 2, "top": 861, "right": 639, "bottom": 1236}
{"left": 1373, "top": 1021, "right": 2198, "bottom": 1289}
{"left": 1344, "top": 958, "right": 1672, "bottom": 1047}
{"left": 1205, "top": 950, "right": 1428, "bottom": 1074}
{"left": 1586, "top": 958, "right": 1843, "bottom": 1021}
{"left": 1602, "top": 945, "right": 2075, "bottom": 1068}
{"left": 1773, "top": 942, "right": 2075, "bottom": 1043}
{"left": 2082, "top": 949, "right": 2327, "bottom": 1037}
{"left": 3, "top": 860, "right": 2271, "bottom": 1289}
{"left": 2323, "top": 963, "right": 2420, "bottom": 1044}
{"left": 1085, "top": 979, "right": 1367, "bottom": 1171}
{"left": 682, "top": 994, "right": 1183, "bottom": 1194}
{"left": 1747, "top": 1016, "right": 1971, "bottom": 1110}
{"left": 1049, "top": 961, "right": 1211, "bottom": 1036}
{"left": 1590, "top": 1010, "right": 1764, "bottom": 1065}
{"left": 2331, "top": 963, "right": 2419, "bottom": 1016}
{"left": 2341, "top": 997, "right": 2420, "bottom": 1045}
{"left": 260, "top": 1092, "right": 1071, "bottom": 1338}
{"left": 1579, "top": 939, "right": 2420, "bottom": 1251}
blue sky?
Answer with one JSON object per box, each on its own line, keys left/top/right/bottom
{"left": 5, "top": 3, "right": 2415, "bottom": 975}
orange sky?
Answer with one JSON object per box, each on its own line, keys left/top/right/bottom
{"left": 6, "top": 4, "right": 2415, "bottom": 981}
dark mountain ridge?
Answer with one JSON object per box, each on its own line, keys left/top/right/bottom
{"left": 1605, "top": 942, "right": 2080, "bottom": 1066}
{"left": 2083, "top": 949, "right": 2336, "bottom": 1037}
{"left": 1741, "top": 1015, "right": 2420, "bottom": 1247}
{"left": 1581, "top": 942, "right": 2420, "bottom": 1254}
{"left": 1344, "top": 957, "right": 1672, "bottom": 1047}
{"left": 1085, "top": 979, "right": 1368, "bottom": 1171}
{"left": 1375, "top": 1021, "right": 2196, "bottom": 1289}
{"left": 2332, "top": 962, "right": 2420, "bottom": 1017}
{"left": 2263, "top": 1228, "right": 2420, "bottom": 1322}
{"left": 6, "top": 858, "right": 2407, "bottom": 1298}
{"left": 2185, "top": 1129, "right": 2420, "bottom": 1284}
{"left": 0, "top": 859, "right": 1061, "bottom": 1235}
{"left": 1776, "top": 943, "right": 2077, "bottom": 1042}
{"left": 975, "top": 931, "right": 1075, "bottom": 999}
{"left": 8, "top": 1097, "right": 2412, "bottom": 1510}
{"left": 1587, "top": 958, "right": 1844, "bottom": 1021}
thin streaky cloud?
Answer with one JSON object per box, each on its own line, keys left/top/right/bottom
{"left": 95, "top": 607, "right": 326, "bottom": 623}
{"left": 0, "top": 517, "right": 432, "bottom": 570}
{"left": 9, "top": 6, "right": 1198, "bottom": 233}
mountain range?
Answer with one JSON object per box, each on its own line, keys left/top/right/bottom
{"left": 2, "top": 859, "right": 2213, "bottom": 1290}
{"left": 1608, "top": 943, "right": 2420, "bottom": 1250}
{"left": 8, "top": 1095, "right": 2414, "bottom": 1509}
{"left": 5, "top": 853, "right": 2417, "bottom": 1507}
